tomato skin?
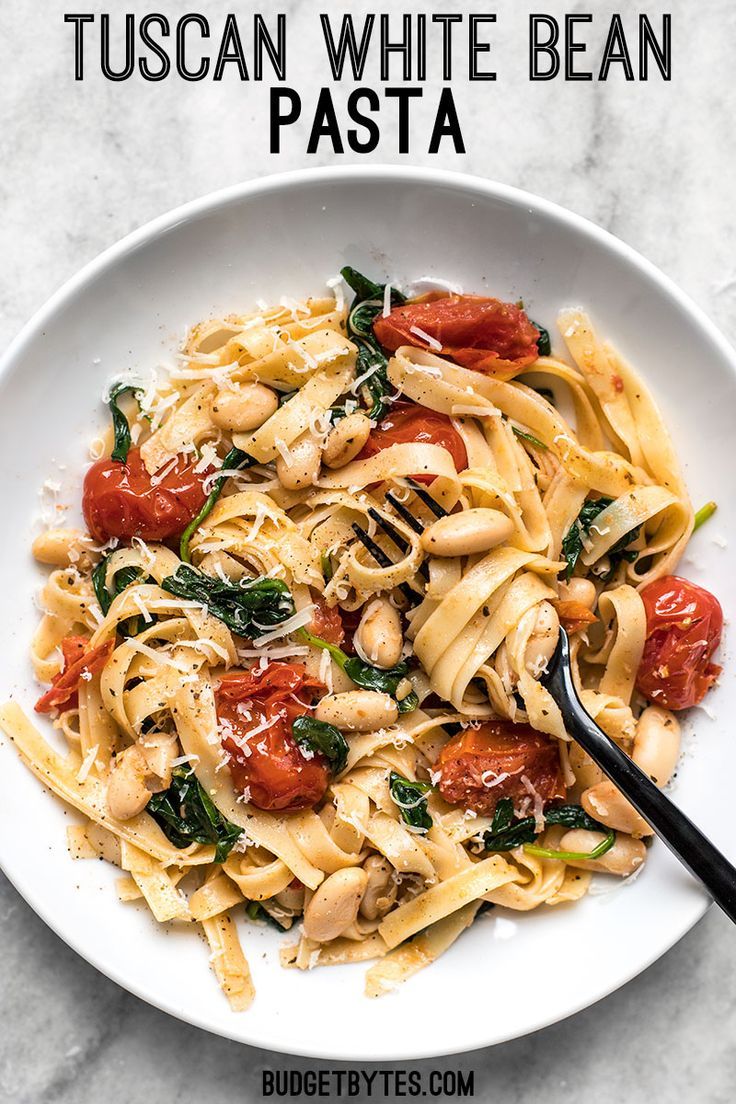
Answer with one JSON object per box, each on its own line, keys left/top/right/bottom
{"left": 216, "top": 662, "right": 329, "bottom": 812}
{"left": 552, "top": 599, "right": 598, "bottom": 636}
{"left": 636, "top": 575, "right": 722, "bottom": 710}
{"left": 35, "top": 636, "right": 114, "bottom": 714}
{"left": 357, "top": 402, "right": 468, "bottom": 483}
{"left": 373, "top": 296, "right": 540, "bottom": 378}
{"left": 309, "top": 597, "right": 344, "bottom": 647}
{"left": 437, "top": 721, "right": 563, "bottom": 816}
{"left": 82, "top": 448, "right": 210, "bottom": 543}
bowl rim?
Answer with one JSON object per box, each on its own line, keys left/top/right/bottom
{"left": 0, "top": 164, "right": 727, "bottom": 1059}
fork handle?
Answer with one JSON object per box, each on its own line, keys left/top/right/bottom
{"left": 553, "top": 657, "right": 736, "bottom": 922}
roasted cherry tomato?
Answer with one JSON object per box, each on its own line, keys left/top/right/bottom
{"left": 373, "top": 295, "right": 540, "bottom": 378}
{"left": 552, "top": 599, "right": 598, "bottom": 636}
{"left": 437, "top": 720, "right": 563, "bottom": 816}
{"left": 35, "top": 636, "right": 114, "bottom": 714}
{"left": 357, "top": 402, "right": 468, "bottom": 483}
{"left": 216, "top": 662, "right": 329, "bottom": 812}
{"left": 82, "top": 448, "right": 210, "bottom": 543}
{"left": 636, "top": 575, "right": 722, "bottom": 710}
{"left": 309, "top": 596, "right": 344, "bottom": 647}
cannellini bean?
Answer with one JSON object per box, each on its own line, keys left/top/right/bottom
{"left": 303, "top": 868, "right": 368, "bottom": 941}
{"left": 106, "top": 747, "right": 153, "bottom": 821}
{"left": 354, "top": 598, "right": 403, "bottom": 669}
{"left": 633, "top": 706, "right": 681, "bottom": 787}
{"left": 559, "top": 829, "right": 647, "bottom": 876}
{"left": 275, "top": 432, "right": 322, "bottom": 490}
{"left": 322, "top": 412, "right": 372, "bottom": 469}
{"left": 581, "top": 780, "right": 653, "bottom": 837}
{"left": 420, "top": 509, "right": 514, "bottom": 558}
{"left": 32, "top": 527, "right": 94, "bottom": 569}
{"left": 210, "top": 382, "right": 278, "bottom": 432}
{"left": 359, "top": 855, "right": 397, "bottom": 921}
{"left": 557, "top": 577, "right": 597, "bottom": 609}
{"left": 314, "top": 690, "right": 398, "bottom": 732}
{"left": 524, "top": 601, "right": 560, "bottom": 673}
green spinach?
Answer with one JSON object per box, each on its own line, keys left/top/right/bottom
{"left": 92, "top": 556, "right": 142, "bottom": 616}
{"left": 561, "top": 497, "right": 640, "bottom": 581}
{"left": 298, "top": 628, "right": 418, "bottom": 713}
{"left": 292, "top": 715, "right": 349, "bottom": 775}
{"left": 531, "top": 321, "right": 551, "bottom": 357}
{"left": 693, "top": 501, "right": 717, "bottom": 532}
{"left": 483, "top": 799, "right": 616, "bottom": 862}
{"left": 147, "top": 765, "right": 243, "bottom": 862}
{"left": 389, "top": 771, "right": 433, "bottom": 833}
{"left": 107, "top": 383, "right": 142, "bottom": 463}
{"left": 245, "top": 900, "right": 290, "bottom": 930}
{"left": 179, "top": 446, "right": 257, "bottom": 563}
{"left": 483, "top": 798, "right": 537, "bottom": 851}
{"left": 512, "top": 426, "right": 548, "bottom": 450}
{"left": 340, "top": 266, "right": 406, "bottom": 422}
{"left": 161, "top": 566, "right": 296, "bottom": 638}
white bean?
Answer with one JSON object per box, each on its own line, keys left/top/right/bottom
{"left": 276, "top": 432, "right": 322, "bottom": 490}
{"left": 557, "top": 577, "right": 597, "bottom": 609}
{"left": 420, "top": 509, "right": 514, "bottom": 558}
{"left": 303, "top": 868, "right": 368, "bottom": 941}
{"left": 524, "top": 601, "right": 560, "bottom": 673}
{"left": 581, "top": 780, "right": 653, "bottom": 837}
{"left": 314, "top": 691, "right": 398, "bottom": 732}
{"left": 359, "top": 855, "right": 397, "bottom": 921}
{"left": 633, "top": 706, "right": 681, "bottom": 787}
{"left": 559, "top": 829, "right": 647, "bottom": 876}
{"left": 32, "top": 527, "right": 93, "bottom": 569}
{"left": 354, "top": 598, "right": 403, "bottom": 669}
{"left": 210, "top": 383, "right": 278, "bottom": 432}
{"left": 322, "top": 413, "right": 372, "bottom": 469}
{"left": 106, "top": 747, "right": 152, "bottom": 821}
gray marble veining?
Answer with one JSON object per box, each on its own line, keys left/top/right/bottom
{"left": 2, "top": 1, "right": 736, "bottom": 1100}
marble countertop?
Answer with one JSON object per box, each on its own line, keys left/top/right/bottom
{"left": 2, "top": 1, "right": 736, "bottom": 1100}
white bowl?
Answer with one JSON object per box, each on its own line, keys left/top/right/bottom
{"left": 1, "top": 167, "right": 734, "bottom": 1060}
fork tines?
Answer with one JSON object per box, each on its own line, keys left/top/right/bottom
{"left": 350, "top": 482, "right": 448, "bottom": 603}
{"left": 350, "top": 523, "right": 416, "bottom": 602}
{"left": 367, "top": 507, "right": 430, "bottom": 582}
{"left": 405, "top": 478, "right": 448, "bottom": 519}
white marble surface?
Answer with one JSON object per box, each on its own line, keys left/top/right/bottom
{"left": 2, "top": 0, "right": 736, "bottom": 1099}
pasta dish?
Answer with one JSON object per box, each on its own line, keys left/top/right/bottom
{"left": 1, "top": 267, "right": 723, "bottom": 1009}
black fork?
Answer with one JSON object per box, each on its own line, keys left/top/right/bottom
{"left": 349, "top": 479, "right": 446, "bottom": 601}
{"left": 542, "top": 628, "right": 736, "bottom": 922}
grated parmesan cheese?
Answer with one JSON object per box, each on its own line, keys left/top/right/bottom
{"left": 408, "top": 325, "right": 442, "bottom": 352}
{"left": 252, "top": 604, "right": 316, "bottom": 646}
{"left": 76, "top": 745, "right": 99, "bottom": 784}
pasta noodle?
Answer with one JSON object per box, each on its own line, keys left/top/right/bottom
{"left": 5, "top": 269, "right": 719, "bottom": 1011}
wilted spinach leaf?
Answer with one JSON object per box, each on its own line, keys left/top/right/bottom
{"left": 340, "top": 266, "right": 406, "bottom": 422}
{"left": 161, "top": 566, "right": 295, "bottom": 638}
{"left": 179, "top": 445, "right": 257, "bottom": 563}
{"left": 389, "top": 771, "right": 433, "bottom": 832}
{"left": 147, "top": 765, "right": 243, "bottom": 862}
{"left": 299, "top": 628, "right": 418, "bottom": 714}
{"left": 561, "top": 497, "right": 640, "bottom": 581}
{"left": 292, "top": 715, "right": 349, "bottom": 775}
